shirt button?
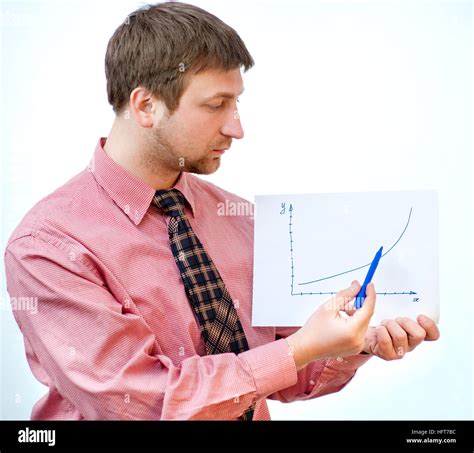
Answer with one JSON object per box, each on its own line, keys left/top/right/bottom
{"left": 336, "top": 356, "right": 344, "bottom": 362}
{"left": 309, "top": 380, "right": 315, "bottom": 386}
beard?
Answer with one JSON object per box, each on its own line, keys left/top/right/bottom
{"left": 141, "top": 117, "right": 223, "bottom": 176}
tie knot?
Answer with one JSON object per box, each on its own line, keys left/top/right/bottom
{"left": 153, "top": 188, "right": 186, "bottom": 217}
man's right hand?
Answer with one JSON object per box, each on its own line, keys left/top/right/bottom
{"left": 286, "top": 280, "right": 376, "bottom": 370}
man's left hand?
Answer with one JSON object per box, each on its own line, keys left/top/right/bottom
{"left": 362, "top": 315, "right": 440, "bottom": 360}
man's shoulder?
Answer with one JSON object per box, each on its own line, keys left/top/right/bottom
{"left": 6, "top": 168, "right": 100, "bottom": 246}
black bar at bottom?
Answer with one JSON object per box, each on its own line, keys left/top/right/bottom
{"left": 0, "top": 420, "right": 472, "bottom": 451}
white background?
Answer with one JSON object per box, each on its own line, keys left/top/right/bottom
{"left": 1, "top": 0, "right": 472, "bottom": 420}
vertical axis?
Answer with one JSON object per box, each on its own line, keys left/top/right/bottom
{"left": 289, "top": 204, "right": 294, "bottom": 295}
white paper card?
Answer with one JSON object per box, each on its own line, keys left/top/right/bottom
{"left": 252, "top": 190, "right": 439, "bottom": 326}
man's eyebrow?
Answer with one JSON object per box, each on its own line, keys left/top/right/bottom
{"left": 201, "top": 88, "right": 245, "bottom": 103}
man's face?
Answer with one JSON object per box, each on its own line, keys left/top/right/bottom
{"left": 147, "top": 68, "right": 244, "bottom": 175}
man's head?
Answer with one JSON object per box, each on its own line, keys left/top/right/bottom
{"left": 105, "top": 2, "right": 254, "bottom": 175}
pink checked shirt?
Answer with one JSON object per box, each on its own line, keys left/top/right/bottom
{"left": 4, "top": 137, "right": 371, "bottom": 420}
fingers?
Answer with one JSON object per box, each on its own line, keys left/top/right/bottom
{"left": 354, "top": 282, "right": 376, "bottom": 321}
{"left": 395, "top": 317, "right": 426, "bottom": 350}
{"left": 381, "top": 319, "right": 409, "bottom": 357}
{"left": 341, "top": 280, "right": 361, "bottom": 316}
{"left": 373, "top": 316, "right": 439, "bottom": 360}
{"left": 338, "top": 280, "right": 361, "bottom": 306}
{"left": 417, "top": 314, "right": 440, "bottom": 341}
{"left": 342, "top": 302, "right": 357, "bottom": 317}
{"left": 363, "top": 326, "right": 378, "bottom": 355}
{"left": 327, "top": 280, "right": 361, "bottom": 311}
{"left": 374, "top": 325, "right": 398, "bottom": 359}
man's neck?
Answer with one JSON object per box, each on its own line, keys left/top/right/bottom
{"left": 103, "top": 121, "right": 180, "bottom": 190}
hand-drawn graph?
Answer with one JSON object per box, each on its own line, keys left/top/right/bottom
{"left": 252, "top": 190, "right": 439, "bottom": 326}
{"left": 287, "top": 203, "right": 417, "bottom": 298}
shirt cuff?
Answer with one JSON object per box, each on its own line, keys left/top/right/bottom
{"left": 239, "top": 338, "right": 298, "bottom": 399}
{"left": 324, "top": 353, "right": 373, "bottom": 372}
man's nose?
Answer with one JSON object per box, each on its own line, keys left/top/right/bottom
{"left": 221, "top": 108, "right": 244, "bottom": 139}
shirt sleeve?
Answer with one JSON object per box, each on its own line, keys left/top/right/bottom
{"left": 267, "top": 326, "right": 372, "bottom": 403}
{"left": 4, "top": 234, "right": 297, "bottom": 420}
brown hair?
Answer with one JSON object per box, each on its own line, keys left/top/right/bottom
{"left": 105, "top": 1, "right": 254, "bottom": 115}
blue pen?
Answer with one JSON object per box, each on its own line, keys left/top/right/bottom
{"left": 355, "top": 246, "right": 383, "bottom": 309}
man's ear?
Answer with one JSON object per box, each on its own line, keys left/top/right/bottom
{"left": 129, "top": 87, "right": 166, "bottom": 128}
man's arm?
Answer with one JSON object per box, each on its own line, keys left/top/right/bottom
{"left": 268, "top": 299, "right": 440, "bottom": 403}
{"left": 4, "top": 234, "right": 298, "bottom": 420}
{"left": 267, "top": 326, "right": 371, "bottom": 403}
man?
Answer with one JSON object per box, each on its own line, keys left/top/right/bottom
{"left": 4, "top": 2, "right": 439, "bottom": 420}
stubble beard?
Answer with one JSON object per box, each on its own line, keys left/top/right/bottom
{"left": 143, "top": 121, "right": 220, "bottom": 176}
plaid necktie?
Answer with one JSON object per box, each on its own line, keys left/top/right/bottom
{"left": 153, "top": 188, "right": 255, "bottom": 421}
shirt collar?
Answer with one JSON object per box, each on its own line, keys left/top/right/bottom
{"left": 89, "top": 137, "right": 196, "bottom": 225}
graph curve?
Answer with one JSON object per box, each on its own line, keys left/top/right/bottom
{"left": 297, "top": 207, "right": 413, "bottom": 286}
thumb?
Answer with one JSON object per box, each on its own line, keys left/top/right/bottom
{"left": 354, "top": 282, "right": 376, "bottom": 321}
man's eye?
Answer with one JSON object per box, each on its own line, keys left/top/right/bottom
{"left": 207, "top": 104, "right": 223, "bottom": 110}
